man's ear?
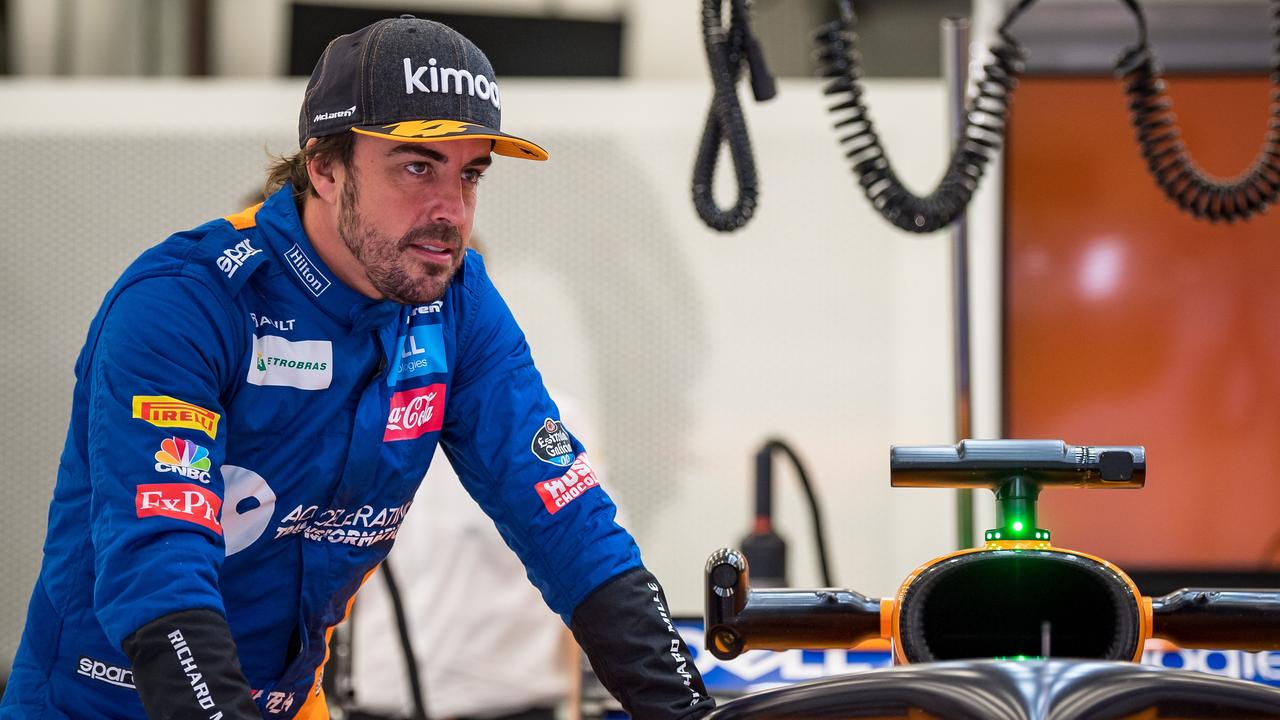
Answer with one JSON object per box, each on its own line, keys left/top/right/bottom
{"left": 306, "top": 137, "right": 343, "bottom": 205}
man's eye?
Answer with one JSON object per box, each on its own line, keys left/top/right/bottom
{"left": 406, "top": 162, "right": 429, "bottom": 176}
{"left": 462, "top": 168, "right": 486, "bottom": 184}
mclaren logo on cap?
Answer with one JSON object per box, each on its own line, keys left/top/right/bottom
{"left": 314, "top": 105, "right": 356, "bottom": 122}
{"left": 403, "top": 57, "right": 501, "bottom": 109}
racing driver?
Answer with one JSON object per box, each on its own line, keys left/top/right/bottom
{"left": 0, "top": 15, "right": 713, "bottom": 720}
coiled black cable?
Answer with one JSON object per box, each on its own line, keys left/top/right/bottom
{"left": 693, "top": 0, "right": 777, "bottom": 232}
{"left": 814, "top": 0, "right": 1039, "bottom": 233}
{"left": 1115, "top": 0, "right": 1280, "bottom": 222}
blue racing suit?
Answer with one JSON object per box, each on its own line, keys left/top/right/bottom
{"left": 1, "top": 184, "right": 643, "bottom": 719}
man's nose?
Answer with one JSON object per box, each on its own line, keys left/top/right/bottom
{"left": 426, "top": 178, "right": 467, "bottom": 227}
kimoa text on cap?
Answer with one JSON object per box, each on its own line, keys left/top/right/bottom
{"left": 402, "top": 58, "right": 501, "bottom": 110}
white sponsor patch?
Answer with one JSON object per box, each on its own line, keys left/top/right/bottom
{"left": 216, "top": 238, "right": 261, "bottom": 279}
{"left": 247, "top": 335, "right": 332, "bottom": 390}
{"left": 284, "top": 243, "right": 331, "bottom": 297}
{"left": 77, "top": 656, "right": 136, "bottom": 689}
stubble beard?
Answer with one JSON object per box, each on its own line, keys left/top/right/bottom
{"left": 336, "top": 173, "right": 464, "bottom": 305}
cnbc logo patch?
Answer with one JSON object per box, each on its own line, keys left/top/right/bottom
{"left": 154, "top": 437, "right": 212, "bottom": 483}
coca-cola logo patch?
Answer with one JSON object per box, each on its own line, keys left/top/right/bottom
{"left": 384, "top": 384, "right": 446, "bottom": 441}
{"left": 534, "top": 453, "right": 600, "bottom": 514}
{"left": 531, "top": 417, "right": 574, "bottom": 466}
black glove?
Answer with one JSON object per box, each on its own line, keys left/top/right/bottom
{"left": 571, "top": 568, "right": 716, "bottom": 720}
{"left": 122, "top": 608, "right": 261, "bottom": 719}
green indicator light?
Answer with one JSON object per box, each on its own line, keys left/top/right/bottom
{"left": 994, "top": 531, "right": 1002, "bottom": 539}
{"left": 1012, "top": 521, "right": 1024, "bottom": 532}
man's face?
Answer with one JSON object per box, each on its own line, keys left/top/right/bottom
{"left": 336, "top": 135, "right": 492, "bottom": 304}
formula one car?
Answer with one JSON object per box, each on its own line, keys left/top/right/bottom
{"left": 702, "top": 440, "right": 1280, "bottom": 718}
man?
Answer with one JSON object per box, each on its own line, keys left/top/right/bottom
{"left": 0, "top": 16, "right": 712, "bottom": 720}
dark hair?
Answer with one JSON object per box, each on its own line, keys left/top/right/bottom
{"left": 264, "top": 132, "right": 357, "bottom": 204}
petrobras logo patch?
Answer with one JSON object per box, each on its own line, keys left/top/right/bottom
{"left": 136, "top": 483, "right": 222, "bottom": 535}
{"left": 247, "top": 335, "right": 332, "bottom": 390}
{"left": 535, "top": 453, "right": 599, "bottom": 515}
{"left": 77, "top": 656, "right": 136, "bottom": 689}
{"left": 384, "top": 384, "right": 446, "bottom": 441}
{"left": 132, "top": 395, "right": 219, "bottom": 440}
{"left": 313, "top": 105, "right": 356, "bottom": 123}
{"left": 284, "top": 243, "right": 331, "bottom": 297}
{"left": 403, "top": 57, "right": 501, "bottom": 109}
{"left": 531, "top": 418, "right": 574, "bottom": 467}
{"left": 154, "top": 436, "right": 212, "bottom": 483}
{"left": 216, "top": 238, "right": 261, "bottom": 279}
{"left": 388, "top": 323, "right": 447, "bottom": 386}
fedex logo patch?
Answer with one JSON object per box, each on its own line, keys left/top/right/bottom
{"left": 384, "top": 384, "right": 446, "bottom": 441}
{"left": 136, "top": 483, "right": 222, "bottom": 534}
{"left": 535, "top": 454, "right": 599, "bottom": 515}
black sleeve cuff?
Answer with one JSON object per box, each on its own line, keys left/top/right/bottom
{"left": 570, "top": 568, "right": 716, "bottom": 720}
{"left": 122, "top": 608, "right": 261, "bottom": 720}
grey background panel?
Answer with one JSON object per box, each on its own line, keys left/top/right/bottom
{"left": 0, "top": 130, "right": 293, "bottom": 668}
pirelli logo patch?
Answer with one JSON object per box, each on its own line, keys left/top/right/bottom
{"left": 534, "top": 453, "right": 599, "bottom": 515}
{"left": 132, "top": 396, "right": 220, "bottom": 440}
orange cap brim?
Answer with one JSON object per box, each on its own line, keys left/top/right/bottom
{"left": 351, "top": 119, "right": 548, "bottom": 161}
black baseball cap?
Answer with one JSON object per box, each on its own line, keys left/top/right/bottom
{"left": 299, "top": 15, "right": 548, "bottom": 161}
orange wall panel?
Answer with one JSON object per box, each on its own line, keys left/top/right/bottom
{"left": 1005, "top": 76, "right": 1280, "bottom": 568}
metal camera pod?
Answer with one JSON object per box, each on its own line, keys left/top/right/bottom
{"left": 705, "top": 440, "right": 1280, "bottom": 666}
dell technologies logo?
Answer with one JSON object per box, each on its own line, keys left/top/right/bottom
{"left": 402, "top": 58, "right": 500, "bottom": 109}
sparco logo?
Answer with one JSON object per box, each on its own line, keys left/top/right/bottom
{"left": 313, "top": 105, "right": 356, "bottom": 122}
{"left": 284, "top": 243, "right": 331, "bottom": 297}
{"left": 402, "top": 57, "right": 501, "bottom": 109}
{"left": 217, "top": 238, "right": 261, "bottom": 279}
{"left": 77, "top": 656, "right": 136, "bottom": 689}
{"left": 385, "top": 384, "right": 446, "bottom": 441}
